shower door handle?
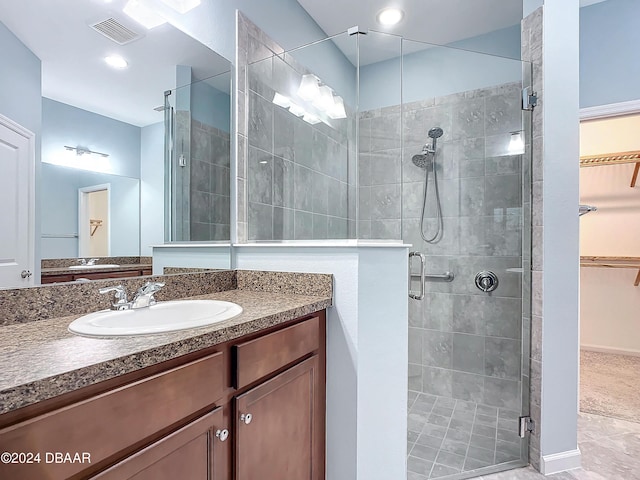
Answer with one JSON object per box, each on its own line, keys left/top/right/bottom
{"left": 409, "top": 252, "right": 426, "bottom": 300}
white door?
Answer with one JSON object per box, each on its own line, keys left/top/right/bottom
{"left": 0, "top": 114, "right": 35, "bottom": 288}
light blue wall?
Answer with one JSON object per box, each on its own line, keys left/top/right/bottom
{"left": 42, "top": 98, "right": 141, "bottom": 178}
{"left": 40, "top": 164, "right": 140, "bottom": 258}
{"left": 140, "top": 122, "right": 165, "bottom": 256}
{"left": 41, "top": 99, "right": 142, "bottom": 258}
{"left": 191, "top": 80, "right": 231, "bottom": 132}
{"left": 580, "top": 0, "right": 640, "bottom": 107}
{"left": 360, "top": 26, "right": 523, "bottom": 111}
{"left": 0, "top": 20, "right": 42, "bottom": 278}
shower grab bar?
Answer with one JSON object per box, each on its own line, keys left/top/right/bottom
{"left": 408, "top": 252, "right": 426, "bottom": 300}
{"left": 410, "top": 272, "right": 455, "bottom": 282}
{"left": 411, "top": 272, "right": 455, "bottom": 282}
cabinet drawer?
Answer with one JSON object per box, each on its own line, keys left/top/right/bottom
{"left": 0, "top": 352, "right": 223, "bottom": 480}
{"left": 233, "top": 316, "right": 319, "bottom": 389}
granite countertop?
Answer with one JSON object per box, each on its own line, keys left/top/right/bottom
{"left": 0, "top": 289, "right": 331, "bottom": 415}
{"left": 41, "top": 263, "right": 153, "bottom": 276}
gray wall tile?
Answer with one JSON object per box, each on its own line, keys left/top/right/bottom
{"left": 248, "top": 147, "right": 273, "bottom": 204}
{"left": 248, "top": 202, "right": 273, "bottom": 240}
{"left": 423, "top": 330, "right": 453, "bottom": 368}
{"left": 452, "top": 333, "right": 485, "bottom": 375}
{"left": 485, "top": 338, "right": 522, "bottom": 380}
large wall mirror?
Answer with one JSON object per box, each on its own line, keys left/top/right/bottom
{"left": 0, "top": 0, "right": 231, "bottom": 287}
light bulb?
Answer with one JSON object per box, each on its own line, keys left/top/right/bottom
{"left": 104, "top": 55, "right": 128, "bottom": 69}
{"left": 508, "top": 131, "right": 525, "bottom": 155}
{"left": 377, "top": 8, "right": 404, "bottom": 26}
{"left": 298, "top": 74, "right": 320, "bottom": 101}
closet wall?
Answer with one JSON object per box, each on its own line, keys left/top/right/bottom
{"left": 580, "top": 113, "right": 640, "bottom": 355}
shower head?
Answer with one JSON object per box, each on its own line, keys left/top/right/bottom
{"left": 412, "top": 153, "right": 430, "bottom": 169}
{"left": 428, "top": 127, "right": 444, "bottom": 139}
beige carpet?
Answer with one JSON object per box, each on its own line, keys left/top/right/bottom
{"left": 580, "top": 350, "right": 640, "bottom": 423}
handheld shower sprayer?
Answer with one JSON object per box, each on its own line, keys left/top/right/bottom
{"left": 412, "top": 126, "right": 445, "bottom": 244}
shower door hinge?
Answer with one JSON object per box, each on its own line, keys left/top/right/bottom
{"left": 522, "top": 87, "right": 538, "bottom": 111}
{"left": 519, "top": 416, "right": 535, "bottom": 438}
{"left": 178, "top": 154, "right": 187, "bottom": 167}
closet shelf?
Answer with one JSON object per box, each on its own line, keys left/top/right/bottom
{"left": 580, "top": 256, "right": 640, "bottom": 286}
{"left": 579, "top": 150, "right": 640, "bottom": 187}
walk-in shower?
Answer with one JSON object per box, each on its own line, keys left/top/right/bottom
{"left": 412, "top": 127, "right": 445, "bottom": 244}
{"left": 242, "top": 24, "right": 533, "bottom": 480}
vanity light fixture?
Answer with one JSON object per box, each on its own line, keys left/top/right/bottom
{"left": 303, "top": 113, "right": 321, "bottom": 125}
{"left": 288, "top": 102, "right": 306, "bottom": 117}
{"left": 104, "top": 55, "right": 129, "bottom": 69}
{"left": 508, "top": 131, "right": 525, "bottom": 155}
{"left": 272, "top": 92, "right": 291, "bottom": 109}
{"left": 377, "top": 7, "right": 404, "bottom": 26}
{"left": 298, "top": 74, "right": 320, "bottom": 101}
{"left": 159, "top": 0, "right": 201, "bottom": 14}
{"left": 327, "top": 95, "right": 347, "bottom": 119}
{"left": 123, "top": 0, "right": 167, "bottom": 29}
{"left": 64, "top": 146, "right": 110, "bottom": 157}
{"left": 312, "top": 85, "right": 335, "bottom": 112}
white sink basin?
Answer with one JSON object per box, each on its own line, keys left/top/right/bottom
{"left": 68, "top": 300, "right": 243, "bottom": 337}
{"left": 68, "top": 264, "right": 120, "bottom": 270}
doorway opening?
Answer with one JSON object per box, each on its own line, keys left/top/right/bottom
{"left": 78, "top": 184, "right": 110, "bottom": 257}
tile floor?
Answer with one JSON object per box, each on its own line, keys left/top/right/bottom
{"left": 409, "top": 407, "right": 640, "bottom": 480}
{"left": 407, "top": 391, "right": 523, "bottom": 479}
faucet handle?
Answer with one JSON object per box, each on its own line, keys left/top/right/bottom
{"left": 88, "top": 258, "right": 99, "bottom": 265}
{"left": 77, "top": 258, "right": 87, "bottom": 265}
{"left": 99, "top": 285, "right": 129, "bottom": 309}
{"left": 137, "top": 281, "right": 165, "bottom": 296}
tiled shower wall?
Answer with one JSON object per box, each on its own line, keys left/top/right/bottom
{"left": 237, "top": 12, "right": 355, "bottom": 242}
{"left": 190, "top": 119, "right": 231, "bottom": 241}
{"left": 360, "top": 82, "right": 527, "bottom": 416}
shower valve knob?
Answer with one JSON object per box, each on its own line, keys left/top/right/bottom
{"left": 475, "top": 271, "right": 498, "bottom": 293}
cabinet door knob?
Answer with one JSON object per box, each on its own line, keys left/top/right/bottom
{"left": 215, "top": 429, "right": 229, "bottom": 442}
{"left": 240, "top": 413, "right": 253, "bottom": 425}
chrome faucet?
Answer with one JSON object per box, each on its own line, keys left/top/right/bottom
{"left": 99, "top": 282, "right": 165, "bottom": 310}
{"left": 131, "top": 282, "right": 165, "bottom": 309}
{"left": 99, "top": 285, "right": 130, "bottom": 310}
{"left": 78, "top": 258, "right": 99, "bottom": 266}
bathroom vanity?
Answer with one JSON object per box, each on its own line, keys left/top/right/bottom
{"left": 0, "top": 270, "right": 331, "bottom": 480}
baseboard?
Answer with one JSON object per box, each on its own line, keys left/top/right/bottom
{"left": 581, "top": 344, "right": 640, "bottom": 357}
{"left": 540, "top": 449, "right": 581, "bottom": 475}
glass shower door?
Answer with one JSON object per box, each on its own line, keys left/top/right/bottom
{"left": 398, "top": 38, "right": 532, "bottom": 479}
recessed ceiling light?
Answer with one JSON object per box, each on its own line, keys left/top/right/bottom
{"left": 123, "top": 0, "right": 167, "bottom": 29}
{"left": 377, "top": 7, "right": 404, "bottom": 26}
{"left": 104, "top": 55, "right": 128, "bottom": 69}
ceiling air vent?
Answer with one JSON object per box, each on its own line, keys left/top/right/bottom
{"left": 89, "top": 17, "right": 143, "bottom": 45}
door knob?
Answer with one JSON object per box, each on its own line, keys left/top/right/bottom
{"left": 240, "top": 413, "right": 252, "bottom": 425}
{"left": 21, "top": 270, "right": 32, "bottom": 279}
{"left": 215, "top": 429, "right": 229, "bottom": 441}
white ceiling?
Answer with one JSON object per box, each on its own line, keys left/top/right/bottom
{"left": 298, "top": 0, "right": 609, "bottom": 43}
{"left": 297, "top": 0, "right": 524, "bottom": 46}
{"left": 0, "top": 0, "right": 230, "bottom": 127}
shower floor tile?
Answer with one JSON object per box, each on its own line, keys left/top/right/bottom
{"left": 407, "top": 391, "right": 522, "bottom": 480}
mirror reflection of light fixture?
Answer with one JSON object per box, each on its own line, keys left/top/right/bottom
{"left": 303, "top": 113, "right": 321, "bottom": 125}
{"left": 123, "top": 0, "right": 167, "bottom": 29}
{"left": 328, "top": 96, "right": 347, "bottom": 119}
{"left": 159, "top": 0, "right": 201, "bottom": 14}
{"left": 298, "top": 74, "right": 320, "bottom": 101}
{"left": 508, "top": 131, "right": 525, "bottom": 155}
{"left": 64, "top": 146, "right": 110, "bottom": 157}
{"left": 272, "top": 93, "right": 291, "bottom": 109}
{"left": 312, "top": 85, "right": 335, "bottom": 111}
{"left": 288, "top": 102, "right": 306, "bottom": 117}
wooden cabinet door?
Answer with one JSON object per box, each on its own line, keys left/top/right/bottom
{"left": 235, "top": 356, "right": 321, "bottom": 480}
{"left": 93, "top": 407, "right": 227, "bottom": 480}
